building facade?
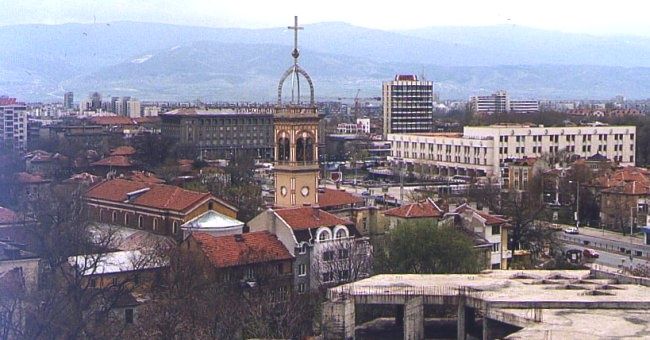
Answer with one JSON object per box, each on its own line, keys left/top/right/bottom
{"left": 470, "top": 91, "right": 539, "bottom": 114}
{"left": 382, "top": 75, "right": 434, "bottom": 136}
{"left": 160, "top": 108, "right": 274, "bottom": 160}
{"left": 0, "top": 97, "right": 27, "bottom": 151}
{"left": 64, "top": 92, "right": 74, "bottom": 110}
{"left": 388, "top": 124, "right": 636, "bottom": 181}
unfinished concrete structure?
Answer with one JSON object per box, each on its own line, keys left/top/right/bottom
{"left": 323, "top": 270, "right": 650, "bottom": 339}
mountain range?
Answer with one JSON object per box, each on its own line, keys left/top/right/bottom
{"left": 2, "top": 21, "right": 650, "bottom": 101}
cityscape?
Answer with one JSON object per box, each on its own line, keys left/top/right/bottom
{"left": 3, "top": 2, "right": 650, "bottom": 340}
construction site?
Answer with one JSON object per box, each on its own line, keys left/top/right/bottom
{"left": 322, "top": 269, "right": 650, "bottom": 339}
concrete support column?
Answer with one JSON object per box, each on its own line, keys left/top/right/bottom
{"left": 457, "top": 300, "right": 475, "bottom": 340}
{"left": 403, "top": 296, "right": 424, "bottom": 340}
{"left": 482, "top": 317, "right": 494, "bottom": 340}
{"left": 322, "top": 298, "right": 355, "bottom": 340}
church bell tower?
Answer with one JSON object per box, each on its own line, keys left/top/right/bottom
{"left": 274, "top": 16, "right": 321, "bottom": 207}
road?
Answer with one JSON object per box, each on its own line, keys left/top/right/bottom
{"left": 555, "top": 229, "right": 650, "bottom": 269}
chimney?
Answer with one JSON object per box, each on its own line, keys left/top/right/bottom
{"left": 313, "top": 205, "right": 320, "bottom": 218}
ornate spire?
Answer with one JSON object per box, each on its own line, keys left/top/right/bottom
{"left": 277, "top": 16, "right": 315, "bottom": 106}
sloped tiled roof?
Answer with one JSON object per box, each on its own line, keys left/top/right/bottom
{"left": 591, "top": 166, "right": 650, "bottom": 189}
{"left": 85, "top": 179, "right": 219, "bottom": 213}
{"left": 602, "top": 180, "right": 650, "bottom": 196}
{"left": 384, "top": 198, "right": 444, "bottom": 219}
{"left": 191, "top": 231, "right": 292, "bottom": 268}
{"left": 15, "top": 172, "right": 49, "bottom": 184}
{"left": 124, "top": 171, "right": 165, "bottom": 184}
{"left": 318, "top": 188, "right": 364, "bottom": 208}
{"left": 274, "top": 206, "right": 352, "bottom": 230}
{"left": 91, "top": 155, "right": 132, "bottom": 167}
{"left": 89, "top": 116, "right": 135, "bottom": 126}
{"left": 110, "top": 146, "right": 136, "bottom": 156}
{"left": 454, "top": 203, "right": 508, "bottom": 225}
{"left": 0, "top": 207, "right": 19, "bottom": 225}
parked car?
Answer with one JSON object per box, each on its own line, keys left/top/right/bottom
{"left": 564, "top": 227, "right": 579, "bottom": 234}
{"left": 583, "top": 248, "right": 599, "bottom": 259}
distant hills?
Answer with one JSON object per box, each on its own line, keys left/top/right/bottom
{"left": 2, "top": 21, "right": 650, "bottom": 101}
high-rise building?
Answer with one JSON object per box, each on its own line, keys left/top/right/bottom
{"left": 0, "top": 96, "right": 27, "bottom": 151}
{"left": 90, "top": 92, "right": 102, "bottom": 111}
{"left": 382, "top": 74, "right": 434, "bottom": 136}
{"left": 470, "top": 90, "right": 539, "bottom": 114}
{"left": 63, "top": 92, "right": 74, "bottom": 110}
{"left": 126, "top": 99, "right": 141, "bottom": 118}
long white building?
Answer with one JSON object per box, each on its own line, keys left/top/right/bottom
{"left": 470, "top": 91, "right": 539, "bottom": 114}
{"left": 388, "top": 124, "right": 636, "bottom": 180}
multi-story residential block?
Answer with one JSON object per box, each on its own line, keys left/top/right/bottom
{"left": 63, "top": 92, "right": 74, "bottom": 110}
{"left": 0, "top": 97, "right": 27, "bottom": 151}
{"left": 382, "top": 75, "right": 434, "bottom": 136}
{"left": 388, "top": 124, "right": 636, "bottom": 181}
{"left": 160, "top": 108, "right": 274, "bottom": 159}
{"left": 470, "top": 91, "right": 539, "bottom": 114}
{"left": 248, "top": 206, "right": 371, "bottom": 292}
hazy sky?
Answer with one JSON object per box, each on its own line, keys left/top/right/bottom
{"left": 3, "top": 0, "right": 650, "bottom": 36}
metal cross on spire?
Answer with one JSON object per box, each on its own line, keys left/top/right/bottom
{"left": 288, "top": 15, "right": 303, "bottom": 64}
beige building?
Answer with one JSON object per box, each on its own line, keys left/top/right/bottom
{"left": 388, "top": 124, "right": 636, "bottom": 181}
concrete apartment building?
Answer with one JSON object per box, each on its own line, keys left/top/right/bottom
{"left": 382, "top": 75, "right": 434, "bottom": 136}
{"left": 160, "top": 108, "right": 274, "bottom": 159}
{"left": 63, "top": 91, "right": 74, "bottom": 110}
{"left": 470, "top": 90, "right": 539, "bottom": 114}
{"left": 0, "top": 97, "right": 27, "bottom": 151}
{"left": 388, "top": 124, "right": 636, "bottom": 180}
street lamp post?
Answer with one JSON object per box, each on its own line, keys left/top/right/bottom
{"left": 569, "top": 179, "right": 580, "bottom": 230}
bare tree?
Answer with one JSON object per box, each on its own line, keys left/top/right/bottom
{"left": 311, "top": 237, "right": 373, "bottom": 288}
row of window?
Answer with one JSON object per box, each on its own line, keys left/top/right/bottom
{"left": 104, "top": 209, "right": 180, "bottom": 234}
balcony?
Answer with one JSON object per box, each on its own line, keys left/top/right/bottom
{"left": 274, "top": 161, "right": 320, "bottom": 171}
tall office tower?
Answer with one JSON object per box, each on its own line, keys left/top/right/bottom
{"left": 63, "top": 92, "right": 74, "bottom": 110}
{"left": 382, "top": 74, "right": 434, "bottom": 136}
{"left": 119, "top": 96, "right": 131, "bottom": 116}
{"left": 0, "top": 96, "right": 27, "bottom": 151}
{"left": 90, "top": 92, "right": 102, "bottom": 111}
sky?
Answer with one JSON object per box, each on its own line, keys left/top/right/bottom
{"left": 3, "top": 0, "right": 650, "bottom": 36}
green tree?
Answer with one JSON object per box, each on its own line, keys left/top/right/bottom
{"left": 375, "top": 221, "right": 482, "bottom": 274}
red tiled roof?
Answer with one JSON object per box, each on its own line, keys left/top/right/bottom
{"left": 132, "top": 117, "right": 160, "bottom": 124}
{"left": 14, "top": 172, "right": 48, "bottom": 184}
{"left": 191, "top": 231, "right": 292, "bottom": 268}
{"left": 110, "top": 146, "right": 136, "bottom": 156}
{"left": 275, "top": 206, "right": 352, "bottom": 230}
{"left": 125, "top": 171, "right": 165, "bottom": 184}
{"left": 602, "top": 180, "right": 650, "bottom": 195}
{"left": 85, "top": 179, "right": 216, "bottom": 212}
{"left": 318, "top": 188, "right": 364, "bottom": 208}
{"left": 0, "top": 207, "right": 19, "bottom": 225}
{"left": 91, "top": 155, "right": 132, "bottom": 167}
{"left": 384, "top": 198, "right": 444, "bottom": 219}
{"left": 454, "top": 203, "right": 507, "bottom": 225}
{"left": 591, "top": 166, "right": 650, "bottom": 189}
{"left": 89, "top": 116, "right": 135, "bottom": 126}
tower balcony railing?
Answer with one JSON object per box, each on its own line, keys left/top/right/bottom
{"left": 274, "top": 160, "right": 320, "bottom": 169}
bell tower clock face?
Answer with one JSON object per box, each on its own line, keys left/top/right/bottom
{"left": 301, "top": 186, "right": 310, "bottom": 197}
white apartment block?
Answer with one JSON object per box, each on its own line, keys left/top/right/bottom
{"left": 383, "top": 75, "right": 434, "bottom": 135}
{"left": 336, "top": 118, "right": 371, "bottom": 134}
{"left": 388, "top": 124, "right": 636, "bottom": 180}
{"left": 0, "top": 102, "right": 27, "bottom": 151}
{"left": 470, "top": 91, "right": 539, "bottom": 114}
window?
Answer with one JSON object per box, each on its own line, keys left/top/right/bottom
{"left": 89, "top": 278, "right": 97, "bottom": 288}
{"left": 491, "top": 225, "right": 501, "bottom": 235}
{"left": 322, "top": 250, "right": 335, "bottom": 262}
{"left": 318, "top": 230, "right": 331, "bottom": 242}
{"left": 172, "top": 221, "right": 179, "bottom": 234}
{"left": 244, "top": 267, "right": 254, "bottom": 280}
{"left": 125, "top": 308, "right": 134, "bottom": 324}
{"left": 339, "top": 270, "right": 350, "bottom": 281}
{"left": 335, "top": 228, "right": 347, "bottom": 239}
{"left": 138, "top": 215, "right": 144, "bottom": 229}
{"left": 338, "top": 248, "right": 349, "bottom": 259}
{"left": 297, "top": 283, "right": 306, "bottom": 293}
{"left": 299, "top": 243, "right": 308, "bottom": 254}
{"left": 112, "top": 211, "right": 117, "bottom": 223}
{"left": 492, "top": 243, "right": 500, "bottom": 252}
{"left": 298, "top": 264, "right": 307, "bottom": 276}
{"left": 153, "top": 218, "right": 158, "bottom": 231}
{"left": 112, "top": 277, "right": 118, "bottom": 286}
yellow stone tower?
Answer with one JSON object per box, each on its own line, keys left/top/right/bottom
{"left": 274, "top": 16, "right": 321, "bottom": 207}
